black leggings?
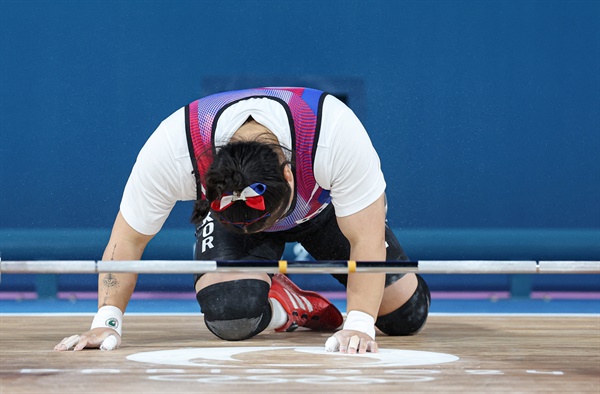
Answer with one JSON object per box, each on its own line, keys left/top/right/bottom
{"left": 195, "top": 204, "right": 430, "bottom": 337}
{"left": 194, "top": 204, "right": 408, "bottom": 287}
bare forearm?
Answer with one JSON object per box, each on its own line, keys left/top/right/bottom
{"left": 346, "top": 272, "right": 386, "bottom": 318}
{"left": 337, "top": 195, "right": 388, "bottom": 320}
{"left": 346, "top": 239, "right": 386, "bottom": 318}
{"left": 98, "top": 217, "right": 149, "bottom": 311}
{"left": 98, "top": 272, "right": 137, "bottom": 311}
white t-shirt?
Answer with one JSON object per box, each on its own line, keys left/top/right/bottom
{"left": 120, "top": 94, "right": 386, "bottom": 235}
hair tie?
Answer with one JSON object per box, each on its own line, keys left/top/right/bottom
{"left": 210, "top": 183, "right": 267, "bottom": 211}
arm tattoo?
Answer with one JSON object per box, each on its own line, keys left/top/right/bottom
{"left": 100, "top": 273, "right": 120, "bottom": 306}
{"left": 101, "top": 244, "right": 119, "bottom": 306}
{"left": 102, "top": 273, "right": 120, "bottom": 306}
{"left": 103, "top": 274, "right": 118, "bottom": 288}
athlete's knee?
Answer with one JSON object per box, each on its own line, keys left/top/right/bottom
{"left": 196, "top": 279, "right": 272, "bottom": 341}
{"left": 375, "top": 274, "right": 431, "bottom": 336}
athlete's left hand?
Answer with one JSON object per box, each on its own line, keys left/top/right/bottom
{"left": 325, "top": 329, "right": 378, "bottom": 354}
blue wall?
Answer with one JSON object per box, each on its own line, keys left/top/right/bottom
{"left": 1, "top": 1, "right": 599, "bottom": 264}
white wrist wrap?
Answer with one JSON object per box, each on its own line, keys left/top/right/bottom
{"left": 343, "top": 310, "right": 376, "bottom": 340}
{"left": 91, "top": 306, "right": 123, "bottom": 336}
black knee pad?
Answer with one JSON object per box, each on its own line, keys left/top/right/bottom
{"left": 375, "top": 275, "right": 431, "bottom": 336}
{"left": 196, "top": 279, "right": 272, "bottom": 341}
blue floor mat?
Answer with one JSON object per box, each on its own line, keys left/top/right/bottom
{"left": 1, "top": 298, "right": 598, "bottom": 314}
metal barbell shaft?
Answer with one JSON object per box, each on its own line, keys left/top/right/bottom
{"left": 0, "top": 260, "right": 416, "bottom": 274}
{"left": 0, "top": 260, "right": 598, "bottom": 274}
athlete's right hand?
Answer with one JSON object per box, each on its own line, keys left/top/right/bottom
{"left": 54, "top": 328, "right": 121, "bottom": 351}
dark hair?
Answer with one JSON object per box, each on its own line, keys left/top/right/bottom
{"left": 191, "top": 140, "right": 292, "bottom": 234}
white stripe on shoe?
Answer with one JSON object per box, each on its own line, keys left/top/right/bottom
{"left": 283, "top": 289, "right": 300, "bottom": 309}
{"left": 283, "top": 288, "right": 314, "bottom": 312}
{"left": 291, "top": 293, "right": 307, "bottom": 310}
{"left": 298, "top": 295, "right": 313, "bottom": 312}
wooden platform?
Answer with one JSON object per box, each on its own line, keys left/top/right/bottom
{"left": 1, "top": 314, "right": 598, "bottom": 393}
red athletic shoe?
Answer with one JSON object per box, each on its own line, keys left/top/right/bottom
{"left": 269, "top": 274, "right": 343, "bottom": 332}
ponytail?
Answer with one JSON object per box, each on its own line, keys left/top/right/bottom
{"left": 191, "top": 140, "right": 292, "bottom": 233}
